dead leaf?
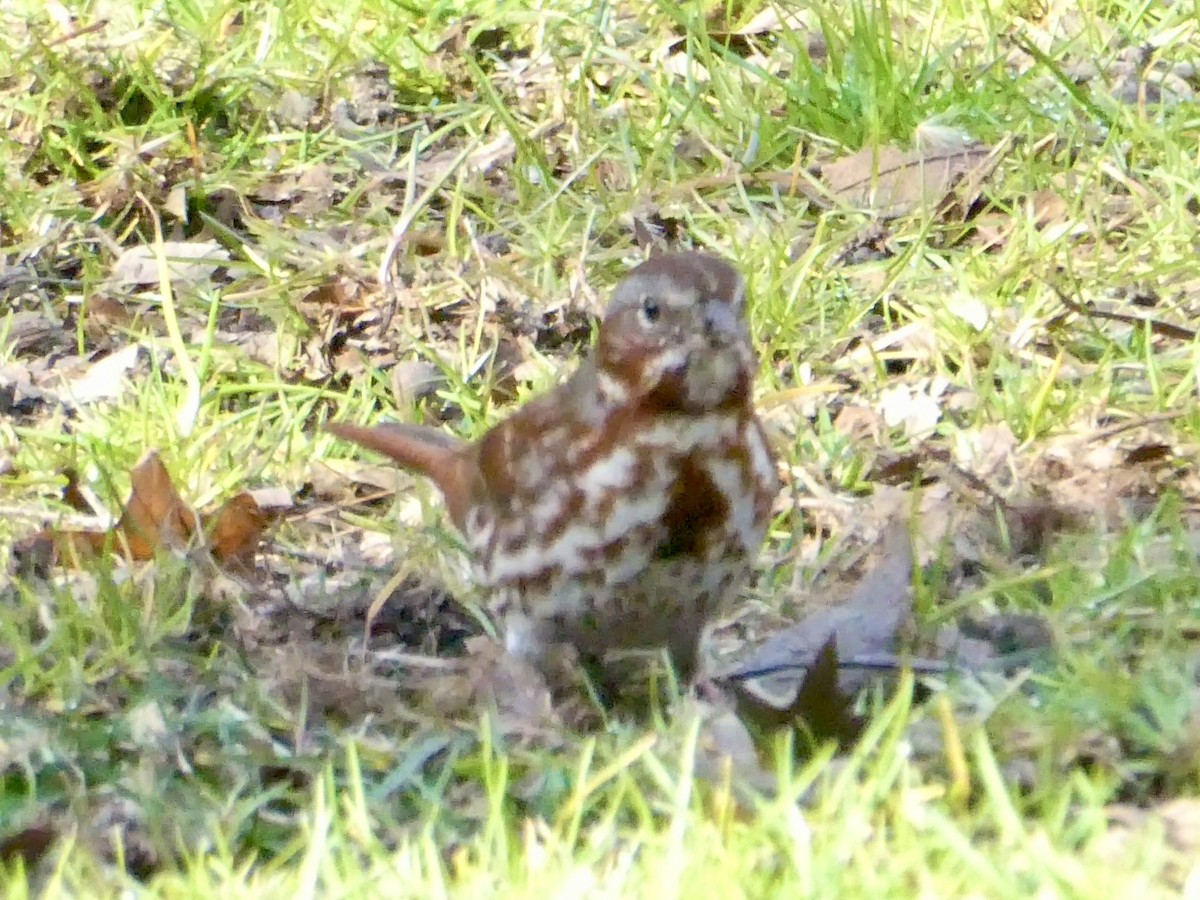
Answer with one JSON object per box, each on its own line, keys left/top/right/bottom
{"left": 82, "top": 295, "right": 136, "bottom": 338}
{"left": 116, "top": 451, "right": 201, "bottom": 557}
{"left": 275, "top": 89, "right": 316, "bottom": 127}
{"left": 833, "top": 405, "right": 884, "bottom": 443}
{"left": 246, "top": 486, "right": 293, "bottom": 512}
{"left": 62, "top": 343, "right": 144, "bottom": 404}
{"left": 878, "top": 380, "right": 951, "bottom": 438}
{"left": 944, "top": 292, "right": 991, "bottom": 331}
{"left": 419, "top": 637, "right": 559, "bottom": 733}
{"left": 0, "top": 365, "right": 54, "bottom": 417}
{"left": 1100, "top": 798, "right": 1200, "bottom": 887}
{"left": 812, "top": 139, "right": 1009, "bottom": 219}
{"left": 724, "top": 522, "right": 915, "bottom": 700}
{"left": 392, "top": 359, "right": 447, "bottom": 406}
{"left": 1031, "top": 189, "right": 1069, "bottom": 231}
{"left": 727, "top": 636, "right": 865, "bottom": 746}
{"left": 61, "top": 469, "right": 95, "bottom": 513}
{"left": 846, "top": 320, "right": 941, "bottom": 368}
{"left": 110, "top": 241, "right": 229, "bottom": 287}
{"left": 2, "top": 309, "right": 65, "bottom": 357}
{"left": 1158, "top": 799, "right": 1200, "bottom": 856}
{"left": 205, "top": 491, "right": 269, "bottom": 570}
{"left": 298, "top": 275, "right": 367, "bottom": 317}
{"left": 1124, "top": 443, "right": 1172, "bottom": 465}
{"left": 12, "top": 451, "right": 271, "bottom": 574}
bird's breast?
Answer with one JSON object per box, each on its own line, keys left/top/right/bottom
{"left": 469, "top": 408, "right": 776, "bottom": 599}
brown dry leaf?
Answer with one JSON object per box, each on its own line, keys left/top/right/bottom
{"left": 436, "top": 16, "right": 515, "bottom": 56}
{"left": 0, "top": 364, "right": 55, "bottom": 417}
{"left": 833, "top": 405, "right": 885, "bottom": 444}
{"left": 392, "top": 360, "right": 447, "bottom": 406}
{"left": 1157, "top": 799, "right": 1200, "bottom": 856}
{"left": 676, "top": 4, "right": 822, "bottom": 63}
{"left": 253, "top": 162, "right": 341, "bottom": 205}
{"left": 1124, "top": 442, "right": 1172, "bottom": 465}
{"left": 115, "top": 451, "right": 201, "bottom": 557}
{"left": 813, "top": 139, "right": 1009, "bottom": 219}
{"left": 465, "top": 636, "right": 556, "bottom": 727}
{"left": 82, "top": 295, "right": 136, "bottom": 340}
{"left": 1031, "top": 188, "right": 1069, "bottom": 231}
{"left": 1062, "top": 39, "right": 1197, "bottom": 111}
{"left": 298, "top": 275, "right": 368, "bottom": 318}
{"left": 60, "top": 468, "right": 95, "bottom": 513}
{"left": 308, "top": 456, "right": 413, "bottom": 502}
{"left": 3, "top": 309, "right": 66, "bottom": 357}
{"left": 397, "top": 129, "right": 535, "bottom": 188}
{"left": 205, "top": 491, "right": 270, "bottom": 571}
{"left": 13, "top": 452, "right": 272, "bottom": 574}
{"left": 845, "top": 319, "right": 941, "bottom": 368}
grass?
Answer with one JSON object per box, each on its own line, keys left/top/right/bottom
{"left": 3, "top": 0, "right": 1200, "bottom": 893}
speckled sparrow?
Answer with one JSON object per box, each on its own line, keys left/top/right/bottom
{"left": 330, "top": 252, "right": 779, "bottom": 687}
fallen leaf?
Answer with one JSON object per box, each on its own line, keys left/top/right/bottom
{"left": 419, "top": 637, "right": 560, "bottom": 733}
{"left": 724, "top": 522, "right": 915, "bottom": 700}
{"left": 205, "top": 491, "right": 269, "bottom": 570}
{"left": 116, "top": 451, "right": 201, "bottom": 557}
{"left": 2, "top": 309, "right": 65, "bottom": 357}
{"left": 878, "top": 381, "right": 945, "bottom": 437}
{"left": 60, "top": 469, "right": 95, "bottom": 513}
{"left": 813, "top": 139, "right": 1009, "bottom": 219}
{"left": 1124, "top": 443, "right": 1172, "bottom": 465}
{"left": 110, "top": 241, "right": 229, "bottom": 287}
{"left": 944, "top": 292, "right": 991, "bottom": 331}
{"left": 0, "top": 365, "right": 53, "bottom": 416}
{"left": 62, "top": 343, "right": 144, "bottom": 404}
{"left": 12, "top": 451, "right": 271, "bottom": 574}
{"left": 727, "top": 636, "right": 865, "bottom": 746}
{"left": 1031, "top": 188, "right": 1069, "bottom": 231}
{"left": 246, "top": 486, "right": 293, "bottom": 512}
{"left": 1100, "top": 798, "right": 1200, "bottom": 888}
{"left": 275, "top": 88, "right": 316, "bottom": 127}
{"left": 82, "top": 295, "right": 136, "bottom": 337}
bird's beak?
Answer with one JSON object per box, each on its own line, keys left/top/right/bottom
{"left": 702, "top": 300, "right": 740, "bottom": 347}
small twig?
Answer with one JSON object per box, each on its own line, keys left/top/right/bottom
{"left": 46, "top": 19, "right": 109, "bottom": 47}
{"left": 1086, "top": 411, "right": 1185, "bottom": 444}
{"left": 1049, "top": 280, "right": 1196, "bottom": 342}
{"left": 720, "top": 652, "right": 950, "bottom": 682}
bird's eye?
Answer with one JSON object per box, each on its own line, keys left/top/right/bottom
{"left": 640, "top": 296, "right": 660, "bottom": 325}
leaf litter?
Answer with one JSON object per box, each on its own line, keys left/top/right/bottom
{"left": 6, "top": 0, "right": 1200, "bottom": 880}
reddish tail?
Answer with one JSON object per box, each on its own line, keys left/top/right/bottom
{"left": 327, "top": 422, "right": 474, "bottom": 528}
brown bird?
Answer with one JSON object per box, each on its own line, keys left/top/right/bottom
{"left": 329, "top": 252, "right": 779, "bottom": 689}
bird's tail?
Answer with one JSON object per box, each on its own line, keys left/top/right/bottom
{"left": 327, "top": 422, "right": 474, "bottom": 528}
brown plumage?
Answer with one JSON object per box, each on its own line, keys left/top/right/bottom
{"left": 329, "top": 252, "right": 779, "bottom": 686}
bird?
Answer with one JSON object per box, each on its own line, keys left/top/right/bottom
{"left": 329, "top": 251, "right": 779, "bottom": 691}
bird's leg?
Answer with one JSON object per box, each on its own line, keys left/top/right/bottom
{"left": 666, "top": 629, "right": 701, "bottom": 688}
